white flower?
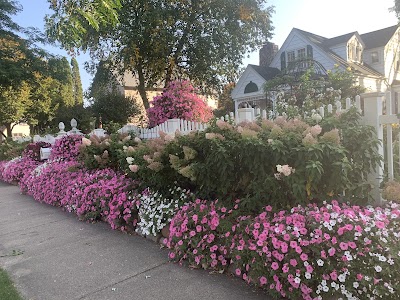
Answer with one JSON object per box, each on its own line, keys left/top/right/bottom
{"left": 294, "top": 277, "right": 301, "bottom": 284}
{"left": 126, "top": 157, "right": 134, "bottom": 164}
{"left": 338, "top": 274, "right": 346, "bottom": 282}
{"left": 353, "top": 282, "right": 359, "bottom": 288}
{"left": 317, "top": 259, "right": 324, "bottom": 266}
{"left": 374, "top": 265, "right": 382, "bottom": 272}
{"left": 305, "top": 272, "right": 311, "bottom": 279}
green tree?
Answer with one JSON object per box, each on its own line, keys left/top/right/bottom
{"left": 46, "top": 0, "right": 274, "bottom": 109}
{"left": 48, "top": 56, "right": 74, "bottom": 107}
{"left": 0, "top": 82, "right": 31, "bottom": 138}
{"left": 214, "top": 82, "right": 235, "bottom": 117}
{"left": 0, "top": 0, "right": 21, "bottom": 32}
{"left": 88, "top": 60, "right": 119, "bottom": 100}
{"left": 390, "top": 0, "right": 400, "bottom": 18}
{"left": 71, "top": 57, "right": 83, "bottom": 105}
{"left": 90, "top": 92, "right": 139, "bottom": 128}
{"left": 26, "top": 73, "right": 61, "bottom": 133}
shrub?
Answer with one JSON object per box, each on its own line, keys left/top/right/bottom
{"left": 136, "top": 185, "right": 194, "bottom": 236}
{"left": 79, "top": 133, "right": 139, "bottom": 170}
{"left": 0, "top": 139, "right": 29, "bottom": 160}
{"left": 382, "top": 181, "right": 400, "bottom": 202}
{"left": 147, "top": 80, "right": 213, "bottom": 127}
{"left": 50, "top": 134, "right": 82, "bottom": 161}
{"left": 167, "top": 199, "right": 240, "bottom": 270}
{"left": 229, "top": 201, "right": 400, "bottom": 299}
{"left": 0, "top": 157, "right": 40, "bottom": 184}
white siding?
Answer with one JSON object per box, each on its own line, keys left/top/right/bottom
{"left": 363, "top": 47, "right": 385, "bottom": 75}
{"left": 269, "top": 29, "right": 340, "bottom": 73}
{"left": 383, "top": 28, "right": 400, "bottom": 85}
{"left": 330, "top": 43, "right": 347, "bottom": 60}
{"left": 231, "top": 66, "right": 266, "bottom": 100}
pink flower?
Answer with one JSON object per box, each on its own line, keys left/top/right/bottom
{"left": 339, "top": 242, "right": 348, "bottom": 250}
{"left": 300, "top": 253, "right": 308, "bottom": 261}
{"left": 259, "top": 276, "right": 267, "bottom": 285}
{"left": 271, "top": 262, "right": 279, "bottom": 270}
{"left": 129, "top": 164, "right": 139, "bottom": 173}
{"left": 375, "top": 221, "right": 385, "bottom": 229}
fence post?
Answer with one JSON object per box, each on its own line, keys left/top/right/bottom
{"left": 361, "top": 92, "right": 384, "bottom": 204}
{"left": 385, "top": 92, "right": 394, "bottom": 180}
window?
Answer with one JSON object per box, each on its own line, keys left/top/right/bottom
{"left": 371, "top": 51, "right": 379, "bottom": 63}
{"left": 287, "top": 51, "right": 295, "bottom": 63}
{"left": 297, "top": 48, "right": 306, "bottom": 59}
{"left": 297, "top": 48, "right": 307, "bottom": 69}
{"left": 347, "top": 40, "right": 362, "bottom": 62}
{"left": 244, "top": 81, "right": 258, "bottom": 94}
{"left": 287, "top": 48, "right": 308, "bottom": 69}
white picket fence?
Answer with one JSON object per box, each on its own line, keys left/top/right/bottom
{"left": 119, "top": 118, "right": 209, "bottom": 139}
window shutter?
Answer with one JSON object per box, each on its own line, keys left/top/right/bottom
{"left": 280, "top": 51, "right": 286, "bottom": 70}
{"left": 307, "top": 45, "right": 313, "bottom": 59}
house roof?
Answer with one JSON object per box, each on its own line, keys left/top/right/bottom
{"left": 294, "top": 28, "right": 327, "bottom": 45}
{"left": 360, "top": 25, "right": 399, "bottom": 49}
{"left": 322, "top": 32, "right": 357, "bottom": 48}
{"left": 326, "top": 51, "right": 383, "bottom": 78}
{"left": 294, "top": 28, "right": 385, "bottom": 78}
{"left": 248, "top": 65, "right": 281, "bottom": 80}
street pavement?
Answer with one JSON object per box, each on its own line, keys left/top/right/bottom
{"left": 0, "top": 181, "right": 271, "bottom": 300}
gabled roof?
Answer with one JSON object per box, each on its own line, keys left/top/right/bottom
{"left": 326, "top": 51, "right": 383, "bottom": 78}
{"left": 322, "top": 32, "right": 358, "bottom": 48}
{"left": 294, "top": 28, "right": 327, "bottom": 45}
{"left": 248, "top": 65, "right": 280, "bottom": 80}
{"left": 361, "top": 25, "right": 398, "bottom": 49}
{"left": 294, "top": 28, "right": 384, "bottom": 77}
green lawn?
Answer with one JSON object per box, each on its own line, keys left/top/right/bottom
{"left": 0, "top": 268, "right": 22, "bottom": 300}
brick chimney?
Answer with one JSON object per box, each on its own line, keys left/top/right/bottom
{"left": 259, "top": 42, "right": 279, "bottom": 67}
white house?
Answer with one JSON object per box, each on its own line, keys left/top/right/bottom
{"left": 232, "top": 25, "right": 400, "bottom": 112}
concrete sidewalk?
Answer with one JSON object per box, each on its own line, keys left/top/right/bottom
{"left": 0, "top": 182, "right": 270, "bottom": 300}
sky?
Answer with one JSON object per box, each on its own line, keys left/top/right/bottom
{"left": 12, "top": 0, "right": 399, "bottom": 94}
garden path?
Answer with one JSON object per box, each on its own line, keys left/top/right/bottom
{"left": 0, "top": 182, "right": 271, "bottom": 300}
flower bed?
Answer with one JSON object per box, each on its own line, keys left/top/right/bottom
{"left": 168, "top": 200, "right": 400, "bottom": 299}
{"left": 0, "top": 121, "right": 395, "bottom": 300}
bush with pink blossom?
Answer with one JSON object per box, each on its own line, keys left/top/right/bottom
{"left": 167, "top": 199, "right": 241, "bottom": 270}
{"left": 167, "top": 199, "right": 400, "bottom": 299}
{"left": 147, "top": 80, "right": 213, "bottom": 127}
{"left": 50, "top": 134, "right": 83, "bottom": 161}
{"left": 0, "top": 156, "right": 41, "bottom": 184}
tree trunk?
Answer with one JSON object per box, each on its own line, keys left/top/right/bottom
{"left": 5, "top": 123, "right": 12, "bottom": 138}
{"left": 136, "top": 62, "right": 149, "bottom": 109}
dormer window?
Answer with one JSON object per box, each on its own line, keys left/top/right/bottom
{"left": 347, "top": 39, "right": 362, "bottom": 62}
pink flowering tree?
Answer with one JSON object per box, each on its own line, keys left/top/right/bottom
{"left": 147, "top": 80, "right": 213, "bottom": 127}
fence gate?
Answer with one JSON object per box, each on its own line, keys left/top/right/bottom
{"left": 361, "top": 91, "right": 400, "bottom": 203}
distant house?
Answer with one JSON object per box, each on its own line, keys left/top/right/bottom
{"left": 116, "top": 72, "right": 217, "bottom": 110}
{"left": 232, "top": 25, "right": 400, "bottom": 112}
{"left": 0, "top": 123, "right": 30, "bottom": 143}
